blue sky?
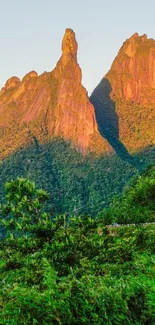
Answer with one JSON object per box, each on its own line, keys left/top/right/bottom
{"left": 0, "top": 0, "right": 155, "bottom": 94}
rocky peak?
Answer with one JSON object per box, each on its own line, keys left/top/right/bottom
{"left": 124, "top": 33, "right": 148, "bottom": 57}
{"left": 91, "top": 32, "right": 155, "bottom": 156}
{"left": 54, "top": 28, "right": 80, "bottom": 79}
{"left": 49, "top": 28, "right": 106, "bottom": 153}
{"left": 5, "top": 76, "right": 20, "bottom": 90}
{"left": 0, "top": 28, "right": 111, "bottom": 158}
{"left": 62, "top": 28, "right": 78, "bottom": 57}
{"left": 22, "top": 71, "right": 38, "bottom": 82}
{"left": 106, "top": 33, "right": 155, "bottom": 105}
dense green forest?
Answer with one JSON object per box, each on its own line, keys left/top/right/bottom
{"left": 0, "top": 139, "right": 155, "bottom": 216}
{"left": 0, "top": 166, "right": 155, "bottom": 324}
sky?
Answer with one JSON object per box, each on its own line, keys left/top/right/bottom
{"left": 0, "top": 0, "right": 155, "bottom": 94}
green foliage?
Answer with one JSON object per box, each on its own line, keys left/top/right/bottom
{"left": 0, "top": 178, "right": 49, "bottom": 239}
{"left": 1, "top": 139, "right": 154, "bottom": 217}
{"left": 0, "top": 177, "right": 155, "bottom": 324}
{"left": 99, "top": 165, "right": 155, "bottom": 224}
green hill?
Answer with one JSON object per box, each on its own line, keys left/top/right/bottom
{"left": 0, "top": 168, "right": 155, "bottom": 324}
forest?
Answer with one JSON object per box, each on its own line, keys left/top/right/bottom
{"left": 0, "top": 137, "right": 155, "bottom": 217}
{"left": 0, "top": 165, "right": 154, "bottom": 324}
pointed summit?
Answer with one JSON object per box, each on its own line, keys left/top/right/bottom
{"left": 130, "top": 32, "right": 139, "bottom": 38}
{"left": 0, "top": 29, "right": 111, "bottom": 159}
{"left": 62, "top": 29, "right": 78, "bottom": 57}
{"left": 129, "top": 32, "right": 147, "bottom": 41}
{"left": 50, "top": 28, "right": 110, "bottom": 153}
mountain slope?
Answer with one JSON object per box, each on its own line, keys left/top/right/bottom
{"left": 0, "top": 29, "right": 111, "bottom": 159}
{"left": 0, "top": 30, "right": 155, "bottom": 215}
{"left": 106, "top": 33, "right": 155, "bottom": 105}
{"left": 90, "top": 33, "right": 155, "bottom": 155}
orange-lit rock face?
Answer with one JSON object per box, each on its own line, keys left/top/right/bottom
{"left": 5, "top": 76, "right": 20, "bottom": 90}
{"left": 49, "top": 28, "right": 99, "bottom": 152}
{"left": 62, "top": 28, "right": 78, "bottom": 56}
{"left": 0, "top": 29, "right": 110, "bottom": 158}
{"left": 90, "top": 33, "right": 155, "bottom": 156}
{"left": 22, "top": 70, "right": 38, "bottom": 82}
{"left": 106, "top": 33, "right": 155, "bottom": 105}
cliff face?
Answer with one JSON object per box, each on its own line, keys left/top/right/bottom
{"left": 90, "top": 33, "right": 155, "bottom": 156}
{"left": 49, "top": 29, "right": 98, "bottom": 151}
{"left": 106, "top": 33, "right": 155, "bottom": 105}
{"left": 1, "top": 30, "right": 154, "bottom": 161}
{"left": 0, "top": 29, "right": 110, "bottom": 159}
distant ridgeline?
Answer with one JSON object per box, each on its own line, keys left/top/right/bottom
{"left": 0, "top": 30, "right": 155, "bottom": 215}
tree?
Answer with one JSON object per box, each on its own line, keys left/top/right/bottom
{"left": 0, "top": 177, "right": 49, "bottom": 239}
{"left": 98, "top": 165, "right": 155, "bottom": 224}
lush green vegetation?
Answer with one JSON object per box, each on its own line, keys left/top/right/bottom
{"left": 0, "top": 167, "right": 155, "bottom": 324}
{"left": 98, "top": 165, "right": 155, "bottom": 224}
{"left": 0, "top": 139, "right": 155, "bottom": 217}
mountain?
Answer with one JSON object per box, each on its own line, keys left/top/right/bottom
{"left": 90, "top": 33, "right": 155, "bottom": 155}
{"left": 0, "top": 28, "right": 110, "bottom": 160}
{"left": 106, "top": 33, "right": 155, "bottom": 105}
{"left": 0, "top": 30, "right": 155, "bottom": 215}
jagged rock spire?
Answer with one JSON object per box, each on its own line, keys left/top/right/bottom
{"left": 0, "top": 28, "right": 111, "bottom": 157}
{"left": 62, "top": 28, "right": 78, "bottom": 57}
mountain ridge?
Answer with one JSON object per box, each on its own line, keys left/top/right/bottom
{"left": 90, "top": 32, "right": 155, "bottom": 157}
{"left": 0, "top": 28, "right": 111, "bottom": 159}
{"left": 105, "top": 32, "right": 155, "bottom": 105}
{"left": 0, "top": 29, "right": 155, "bottom": 215}
{"left": 1, "top": 30, "right": 155, "bottom": 161}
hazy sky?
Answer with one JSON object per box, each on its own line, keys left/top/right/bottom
{"left": 0, "top": 0, "right": 155, "bottom": 94}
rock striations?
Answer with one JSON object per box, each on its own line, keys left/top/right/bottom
{"left": 0, "top": 29, "right": 110, "bottom": 159}
{"left": 90, "top": 33, "right": 155, "bottom": 155}
{"left": 0, "top": 30, "right": 155, "bottom": 161}
{"left": 50, "top": 29, "right": 100, "bottom": 151}
{"left": 106, "top": 33, "right": 155, "bottom": 105}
